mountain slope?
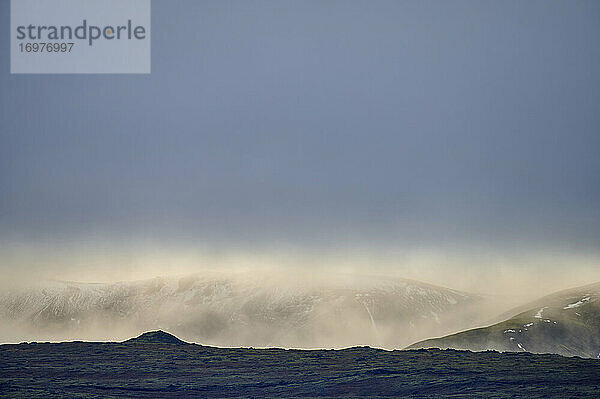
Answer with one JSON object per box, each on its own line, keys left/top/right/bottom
{"left": 0, "top": 272, "right": 494, "bottom": 349}
{"left": 407, "top": 282, "right": 600, "bottom": 358}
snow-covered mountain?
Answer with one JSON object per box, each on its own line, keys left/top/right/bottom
{"left": 407, "top": 282, "right": 600, "bottom": 358}
{"left": 0, "top": 272, "right": 493, "bottom": 349}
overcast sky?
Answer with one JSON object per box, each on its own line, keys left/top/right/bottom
{"left": 1, "top": 0, "right": 600, "bottom": 271}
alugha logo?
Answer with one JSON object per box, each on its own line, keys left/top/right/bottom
{"left": 15, "top": 20, "right": 147, "bottom": 46}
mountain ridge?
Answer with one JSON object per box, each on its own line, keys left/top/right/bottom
{"left": 0, "top": 273, "right": 495, "bottom": 349}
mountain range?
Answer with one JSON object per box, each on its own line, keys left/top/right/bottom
{"left": 0, "top": 272, "right": 494, "bottom": 349}
{"left": 3, "top": 272, "right": 598, "bottom": 358}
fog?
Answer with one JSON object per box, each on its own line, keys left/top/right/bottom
{"left": 0, "top": 268, "right": 504, "bottom": 348}
{"left": 1, "top": 244, "right": 599, "bottom": 347}
{"left": 2, "top": 241, "right": 599, "bottom": 299}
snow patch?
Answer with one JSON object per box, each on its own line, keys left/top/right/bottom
{"left": 534, "top": 307, "right": 547, "bottom": 319}
{"left": 563, "top": 297, "right": 591, "bottom": 310}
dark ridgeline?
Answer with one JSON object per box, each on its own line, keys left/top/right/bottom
{"left": 1, "top": 331, "right": 599, "bottom": 398}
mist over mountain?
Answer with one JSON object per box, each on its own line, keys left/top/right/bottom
{"left": 0, "top": 272, "right": 500, "bottom": 349}
{"left": 408, "top": 282, "right": 600, "bottom": 358}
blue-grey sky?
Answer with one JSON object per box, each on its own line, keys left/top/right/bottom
{"left": 1, "top": 0, "right": 600, "bottom": 258}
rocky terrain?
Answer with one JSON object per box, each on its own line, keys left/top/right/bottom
{"left": 1, "top": 331, "right": 599, "bottom": 398}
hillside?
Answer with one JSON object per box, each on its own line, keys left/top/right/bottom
{"left": 408, "top": 282, "right": 600, "bottom": 358}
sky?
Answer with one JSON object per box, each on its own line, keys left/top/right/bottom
{"left": 1, "top": 0, "right": 599, "bottom": 291}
